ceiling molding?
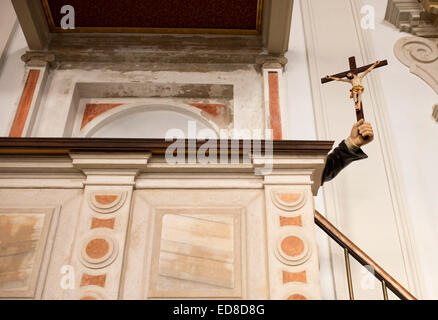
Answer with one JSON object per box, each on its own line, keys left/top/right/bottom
{"left": 12, "top": 0, "right": 293, "bottom": 59}
{"left": 23, "top": 35, "right": 280, "bottom": 67}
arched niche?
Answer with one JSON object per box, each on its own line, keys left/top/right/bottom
{"left": 79, "top": 103, "right": 220, "bottom": 139}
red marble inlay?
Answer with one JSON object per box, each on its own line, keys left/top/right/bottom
{"left": 95, "top": 195, "right": 118, "bottom": 205}
{"left": 81, "top": 104, "right": 123, "bottom": 129}
{"left": 189, "top": 103, "right": 226, "bottom": 118}
{"left": 80, "top": 274, "right": 107, "bottom": 287}
{"left": 282, "top": 271, "right": 307, "bottom": 284}
{"left": 281, "top": 236, "right": 305, "bottom": 257}
{"left": 86, "top": 239, "right": 110, "bottom": 259}
{"left": 279, "top": 216, "right": 303, "bottom": 227}
{"left": 9, "top": 70, "right": 40, "bottom": 137}
{"left": 268, "top": 72, "right": 282, "bottom": 140}
{"left": 287, "top": 294, "right": 307, "bottom": 300}
{"left": 91, "top": 218, "right": 115, "bottom": 230}
{"left": 277, "top": 193, "right": 301, "bottom": 203}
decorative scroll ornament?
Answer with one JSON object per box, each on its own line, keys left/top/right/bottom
{"left": 88, "top": 191, "right": 127, "bottom": 215}
{"left": 394, "top": 36, "right": 438, "bottom": 94}
{"left": 271, "top": 190, "right": 307, "bottom": 213}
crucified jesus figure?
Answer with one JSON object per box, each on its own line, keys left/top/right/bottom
{"left": 326, "top": 60, "right": 380, "bottom": 111}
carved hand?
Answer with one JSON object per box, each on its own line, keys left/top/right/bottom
{"left": 350, "top": 119, "right": 374, "bottom": 147}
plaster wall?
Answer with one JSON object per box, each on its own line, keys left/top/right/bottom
{"left": 291, "top": 0, "right": 437, "bottom": 299}
{"left": 0, "top": 24, "right": 27, "bottom": 137}
{"left": 0, "top": 1, "right": 17, "bottom": 63}
{"left": 31, "top": 67, "right": 264, "bottom": 138}
{"left": 364, "top": 0, "right": 438, "bottom": 299}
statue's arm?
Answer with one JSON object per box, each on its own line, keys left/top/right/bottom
{"left": 326, "top": 75, "right": 350, "bottom": 83}
{"left": 359, "top": 61, "right": 380, "bottom": 79}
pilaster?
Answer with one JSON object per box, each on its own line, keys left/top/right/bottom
{"left": 255, "top": 154, "right": 326, "bottom": 300}
{"left": 66, "top": 152, "right": 151, "bottom": 300}
{"left": 259, "top": 56, "right": 289, "bottom": 140}
{"left": 8, "top": 52, "right": 54, "bottom": 137}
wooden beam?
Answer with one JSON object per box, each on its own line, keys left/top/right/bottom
{"left": 0, "top": 137, "right": 334, "bottom": 157}
{"left": 263, "top": 0, "right": 294, "bottom": 55}
{"left": 0, "top": 1, "right": 18, "bottom": 64}
{"left": 11, "top": 0, "right": 49, "bottom": 50}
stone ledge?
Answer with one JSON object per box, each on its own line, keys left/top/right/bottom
{"left": 21, "top": 51, "right": 55, "bottom": 67}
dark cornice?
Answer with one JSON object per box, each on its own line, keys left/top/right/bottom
{"left": 0, "top": 138, "right": 334, "bottom": 156}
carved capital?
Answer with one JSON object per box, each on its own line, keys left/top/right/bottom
{"left": 21, "top": 51, "right": 56, "bottom": 67}
{"left": 385, "top": 0, "right": 438, "bottom": 37}
{"left": 421, "top": 0, "right": 438, "bottom": 15}
{"left": 69, "top": 152, "right": 152, "bottom": 186}
{"left": 394, "top": 36, "right": 438, "bottom": 94}
{"left": 256, "top": 55, "right": 288, "bottom": 69}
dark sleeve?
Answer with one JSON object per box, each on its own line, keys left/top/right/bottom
{"left": 321, "top": 140, "right": 368, "bottom": 185}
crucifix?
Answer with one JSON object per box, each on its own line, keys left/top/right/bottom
{"left": 321, "top": 56, "right": 388, "bottom": 122}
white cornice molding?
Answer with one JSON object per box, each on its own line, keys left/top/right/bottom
{"left": 0, "top": 156, "right": 84, "bottom": 188}
{"left": 0, "top": 152, "right": 327, "bottom": 193}
{"left": 253, "top": 154, "right": 326, "bottom": 195}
